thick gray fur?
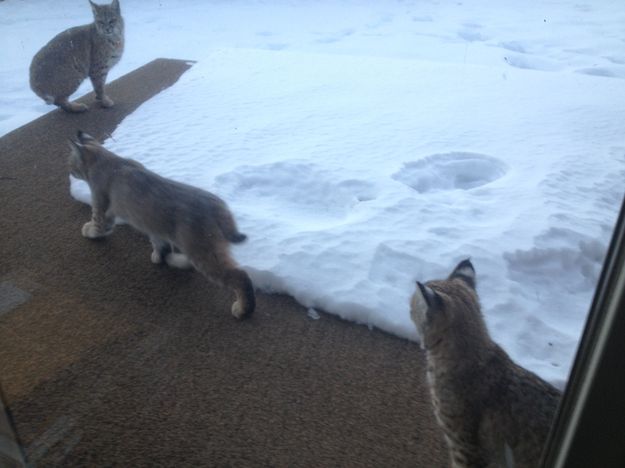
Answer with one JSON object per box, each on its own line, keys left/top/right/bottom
{"left": 30, "top": 0, "right": 124, "bottom": 112}
{"left": 68, "top": 131, "right": 255, "bottom": 319}
{"left": 410, "top": 259, "right": 561, "bottom": 468}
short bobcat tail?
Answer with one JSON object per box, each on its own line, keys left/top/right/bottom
{"left": 217, "top": 205, "right": 247, "bottom": 244}
{"left": 227, "top": 231, "right": 247, "bottom": 244}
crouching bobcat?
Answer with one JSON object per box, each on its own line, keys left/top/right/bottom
{"left": 410, "top": 259, "right": 561, "bottom": 468}
{"left": 68, "top": 131, "right": 255, "bottom": 319}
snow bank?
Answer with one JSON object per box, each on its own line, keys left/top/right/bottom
{"left": 73, "top": 48, "right": 625, "bottom": 385}
{"left": 3, "top": 0, "right": 625, "bottom": 386}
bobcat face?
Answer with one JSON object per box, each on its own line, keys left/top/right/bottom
{"left": 90, "top": 0, "right": 123, "bottom": 38}
{"left": 410, "top": 259, "right": 478, "bottom": 350}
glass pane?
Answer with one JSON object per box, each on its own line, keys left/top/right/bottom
{"left": 1, "top": 1, "right": 623, "bottom": 466}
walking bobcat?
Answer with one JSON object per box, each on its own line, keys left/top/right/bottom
{"left": 410, "top": 259, "right": 560, "bottom": 467}
{"left": 30, "top": 0, "right": 124, "bottom": 112}
{"left": 68, "top": 131, "right": 255, "bottom": 319}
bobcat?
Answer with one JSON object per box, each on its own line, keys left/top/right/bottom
{"left": 410, "top": 259, "right": 561, "bottom": 468}
{"left": 68, "top": 131, "right": 255, "bottom": 319}
{"left": 30, "top": 0, "right": 124, "bottom": 113}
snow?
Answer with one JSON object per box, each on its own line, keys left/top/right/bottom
{"left": 2, "top": 0, "right": 625, "bottom": 386}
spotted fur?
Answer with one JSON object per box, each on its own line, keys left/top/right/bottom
{"left": 68, "top": 131, "right": 255, "bottom": 319}
{"left": 410, "top": 259, "right": 561, "bottom": 467}
{"left": 30, "top": 0, "right": 124, "bottom": 112}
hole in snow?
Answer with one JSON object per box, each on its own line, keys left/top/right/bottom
{"left": 214, "top": 162, "right": 377, "bottom": 226}
{"left": 392, "top": 152, "right": 507, "bottom": 194}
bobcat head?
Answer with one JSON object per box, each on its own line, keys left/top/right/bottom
{"left": 68, "top": 130, "right": 144, "bottom": 181}
{"left": 410, "top": 259, "right": 489, "bottom": 351}
{"left": 90, "top": 0, "right": 123, "bottom": 38}
{"left": 68, "top": 130, "right": 102, "bottom": 180}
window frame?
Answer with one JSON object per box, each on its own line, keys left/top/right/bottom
{"left": 541, "top": 196, "right": 625, "bottom": 467}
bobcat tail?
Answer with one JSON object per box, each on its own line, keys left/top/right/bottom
{"left": 227, "top": 231, "right": 247, "bottom": 244}
{"left": 217, "top": 205, "right": 247, "bottom": 244}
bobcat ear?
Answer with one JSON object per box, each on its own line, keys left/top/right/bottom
{"left": 449, "top": 258, "right": 476, "bottom": 289}
{"left": 89, "top": 0, "right": 100, "bottom": 14}
{"left": 68, "top": 139, "right": 84, "bottom": 161}
{"left": 416, "top": 282, "right": 441, "bottom": 309}
{"left": 111, "top": 0, "right": 120, "bottom": 13}
{"left": 68, "top": 138, "right": 82, "bottom": 151}
{"left": 77, "top": 130, "right": 97, "bottom": 144}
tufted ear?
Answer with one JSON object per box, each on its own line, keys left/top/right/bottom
{"left": 68, "top": 138, "right": 83, "bottom": 158}
{"left": 67, "top": 139, "right": 88, "bottom": 174}
{"left": 449, "top": 258, "right": 476, "bottom": 289}
{"left": 77, "top": 130, "right": 98, "bottom": 145}
{"left": 416, "top": 281, "right": 441, "bottom": 309}
{"left": 89, "top": 0, "right": 99, "bottom": 15}
{"left": 112, "top": 0, "right": 121, "bottom": 13}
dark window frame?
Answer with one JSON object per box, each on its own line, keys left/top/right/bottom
{"left": 541, "top": 196, "right": 625, "bottom": 467}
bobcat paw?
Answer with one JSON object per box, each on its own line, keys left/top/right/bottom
{"left": 231, "top": 300, "right": 254, "bottom": 320}
{"left": 61, "top": 102, "right": 88, "bottom": 113}
{"left": 231, "top": 301, "right": 246, "bottom": 319}
{"left": 81, "top": 221, "right": 108, "bottom": 239}
{"left": 165, "top": 252, "right": 193, "bottom": 269}
{"left": 97, "top": 95, "right": 114, "bottom": 108}
{"left": 150, "top": 250, "right": 163, "bottom": 264}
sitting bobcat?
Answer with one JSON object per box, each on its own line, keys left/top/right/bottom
{"left": 68, "top": 131, "right": 255, "bottom": 319}
{"left": 30, "top": 0, "right": 124, "bottom": 112}
{"left": 410, "top": 259, "right": 561, "bottom": 468}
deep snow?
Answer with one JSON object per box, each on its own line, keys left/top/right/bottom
{"left": 2, "top": 0, "right": 625, "bottom": 386}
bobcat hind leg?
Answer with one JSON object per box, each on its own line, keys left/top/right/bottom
{"left": 193, "top": 248, "right": 256, "bottom": 319}
{"left": 165, "top": 252, "right": 193, "bottom": 269}
{"left": 151, "top": 238, "right": 193, "bottom": 269}
{"left": 224, "top": 268, "right": 256, "bottom": 319}
{"left": 55, "top": 96, "right": 88, "bottom": 113}
{"left": 150, "top": 238, "right": 172, "bottom": 264}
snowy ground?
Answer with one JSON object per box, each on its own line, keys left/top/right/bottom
{"left": 2, "top": 0, "right": 625, "bottom": 386}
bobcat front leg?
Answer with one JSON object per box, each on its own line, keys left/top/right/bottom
{"left": 82, "top": 193, "right": 114, "bottom": 238}
{"left": 90, "top": 72, "right": 114, "bottom": 108}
